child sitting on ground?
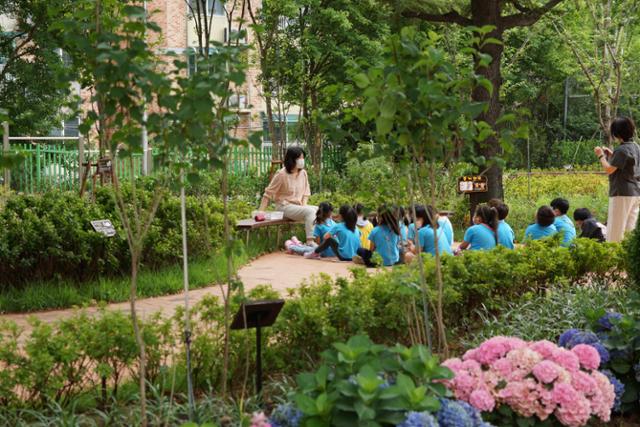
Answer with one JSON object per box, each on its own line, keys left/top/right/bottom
{"left": 406, "top": 205, "right": 452, "bottom": 262}
{"left": 488, "top": 198, "right": 515, "bottom": 249}
{"left": 573, "top": 208, "right": 607, "bottom": 242}
{"left": 353, "top": 204, "right": 401, "bottom": 267}
{"left": 457, "top": 204, "right": 499, "bottom": 252}
{"left": 438, "top": 212, "right": 454, "bottom": 249}
{"left": 524, "top": 206, "right": 558, "bottom": 243}
{"left": 313, "top": 202, "right": 336, "bottom": 257}
{"left": 551, "top": 198, "right": 577, "bottom": 247}
{"left": 305, "top": 205, "right": 361, "bottom": 261}
{"left": 355, "top": 203, "right": 374, "bottom": 250}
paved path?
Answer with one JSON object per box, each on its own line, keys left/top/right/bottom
{"left": 0, "top": 252, "right": 354, "bottom": 334}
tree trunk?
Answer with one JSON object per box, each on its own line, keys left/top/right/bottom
{"left": 309, "top": 89, "right": 322, "bottom": 173}
{"left": 130, "top": 250, "right": 147, "bottom": 427}
{"left": 265, "top": 94, "right": 280, "bottom": 161}
{"left": 469, "top": 0, "right": 505, "bottom": 218}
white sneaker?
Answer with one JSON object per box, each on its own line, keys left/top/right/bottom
{"left": 304, "top": 251, "right": 320, "bottom": 259}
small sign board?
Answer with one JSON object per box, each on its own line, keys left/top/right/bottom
{"left": 91, "top": 219, "right": 116, "bottom": 237}
{"left": 97, "top": 157, "right": 112, "bottom": 175}
{"left": 458, "top": 175, "right": 488, "bottom": 194}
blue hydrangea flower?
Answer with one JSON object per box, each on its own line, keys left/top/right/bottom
{"left": 436, "top": 398, "right": 475, "bottom": 427}
{"left": 269, "top": 403, "right": 303, "bottom": 427}
{"left": 567, "top": 331, "right": 600, "bottom": 348}
{"left": 397, "top": 411, "right": 438, "bottom": 427}
{"left": 597, "top": 312, "right": 623, "bottom": 332}
{"left": 591, "top": 342, "right": 610, "bottom": 364}
{"left": 456, "top": 400, "right": 484, "bottom": 425}
{"left": 559, "top": 329, "right": 580, "bottom": 348}
{"left": 601, "top": 369, "right": 625, "bottom": 412}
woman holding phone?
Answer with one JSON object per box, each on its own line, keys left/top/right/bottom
{"left": 258, "top": 146, "right": 317, "bottom": 245}
{"left": 594, "top": 117, "right": 640, "bottom": 242}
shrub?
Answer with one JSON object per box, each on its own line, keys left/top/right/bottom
{"left": 0, "top": 187, "right": 253, "bottom": 287}
{"left": 625, "top": 224, "right": 640, "bottom": 288}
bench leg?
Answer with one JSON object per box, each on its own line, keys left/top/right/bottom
{"left": 245, "top": 229, "right": 250, "bottom": 247}
{"left": 277, "top": 227, "right": 282, "bottom": 249}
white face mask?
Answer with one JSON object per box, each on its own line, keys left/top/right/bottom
{"left": 296, "top": 158, "right": 305, "bottom": 169}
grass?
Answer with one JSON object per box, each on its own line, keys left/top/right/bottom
{"left": 461, "top": 280, "right": 632, "bottom": 349}
{"left": 0, "top": 233, "right": 282, "bottom": 314}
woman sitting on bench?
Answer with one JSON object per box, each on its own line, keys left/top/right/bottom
{"left": 258, "top": 147, "right": 318, "bottom": 245}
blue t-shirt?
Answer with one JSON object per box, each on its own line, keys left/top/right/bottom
{"left": 418, "top": 226, "right": 453, "bottom": 257}
{"left": 313, "top": 219, "right": 336, "bottom": 257}
{"left": 524, "top": 223, "right": 558, "bottom": 242}
{"left": 400, "top": 223, "right": 409, "bottom": 244}
{"left": 329, "top": 222, "right": 361, "bottom": 259}
{"left": 463, "top": 224, "right": 497, "bottom": 251}
{"left": 438, "top": 217, "right": 454, "bottom": 248}
{"left": 497, "top": 220, "right": 515, "bottom": 249}
{"left": 369, "top": 225, "right": 400, "bottom": 266}
{"left": 407, "top": 223, "right": 417, "bottom": 242}
{"left": 554, "top": 215, "right": 577, "bottom": 247}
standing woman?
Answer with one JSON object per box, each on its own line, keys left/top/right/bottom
{"left": 259, "top": 147, "right": 318, "bottom": 245}
{"left": 594, "top": 117, "right": 640, "bottom": 243}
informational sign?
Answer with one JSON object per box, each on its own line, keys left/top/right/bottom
{"left": 91, "top": 219, "right": 116, "bottom": 237}
{"left": 458, "top": 175, "right": 488, "bottom": 194}
{"left": 97, "top": 157, "right": 112, "bottom": 175}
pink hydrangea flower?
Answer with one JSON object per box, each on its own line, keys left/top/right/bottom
{"left": 469, "top": 388, "right": 496, "bottom": 412}
{"left": 555, "top": 394, "right": 591, "bottom": 427}
{"left": 571, "top": 344, "right": 601, "bottom": 370}
{"left": 251, "top": 412, "right": 271, "bottom": 427}
{"left": 571, "top": 370, "right": 597, "bottom": 394}
{"left": 532, "top": 360, "right": 561, "bottom": 384}
{"left": 552, "top": 348, "right": 580, "bottom": 372}
{"left": 590, "top": 370, "right": 616, "bottom": 422}
{"left": 530, "top": 340, "right": 557, "bottom": 359}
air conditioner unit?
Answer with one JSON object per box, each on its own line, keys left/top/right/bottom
{"left": 223, "top": 27, "right": 247, "bottom": 45}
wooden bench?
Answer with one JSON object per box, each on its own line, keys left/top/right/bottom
{"left": 236, "top": 217, "right": 303, "bottom": 246}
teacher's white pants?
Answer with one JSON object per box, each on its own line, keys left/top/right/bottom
{"left": 607, "top": 196, "right": 640, "bottom": 242}
{"left": 277, "top": 204, "right": 318, "bottom": 240}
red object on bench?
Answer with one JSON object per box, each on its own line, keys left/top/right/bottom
{"left": 254, "top": 213, "right": 266, "bottom": 222}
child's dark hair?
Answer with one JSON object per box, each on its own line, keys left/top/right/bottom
{"left": 339, "top": 205, "right": 358, "bottom": 232}
{"left": 536, "top": 206, "right": 556, "bottom": 227}
{"left": 611, "top": 116, "right": 636, "bottom": 142}
{"left": 550, "top": 198, "right": 570, "bottom": 215}
{"left": 488, "top": 198, "right": 509, "bottom": 221}
{"left": 315, "top": 202, "right": 333, "bottom": 225}
{"left": 414, "top": 205, "right": 438, "bottom": 229}
{"left": 573, "top": 208, "right": 593, "bottom": 222}
{"left": 378, "top": 204, "right": 401, "bottom": 236}
{"left": 397, "top": 206, "right": 409, "bottom": 226}
{"left": 355, "top": 203, "right": 365, "bottom": 216}
{"left": 474, "top": 204, "right": 499, "bottom": 231}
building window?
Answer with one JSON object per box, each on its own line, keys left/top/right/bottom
{"left": 262, "top": 115, "right": 299, "bottom": 146}
{"left": 189, "top": 0, "right": 225, "bottom": 16}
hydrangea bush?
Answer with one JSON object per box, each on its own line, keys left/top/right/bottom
{"left": 443, "top": 336, "right": 615, "bottom": 427}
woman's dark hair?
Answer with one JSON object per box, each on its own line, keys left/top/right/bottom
{"left": 414, "top": 205, "right": 438, "bottom": 229}
{"left": 610, "top": 117, "right": 636, "bottom": 142}
{"left": 315, "top": 202, "right": 333, "bottom": 225}
{"left": 339, "top": 205, "right": 358, "bottom": 232}
{"left": 377, "top": 204, "right": 401, "bottom": 236}
{"left": 488, "top": 198, "right": 509, "bottom": 221}
{"left": 550, "top": 198, "right": 570, "bottom": 215}
{"left": 355, "top": 203, "right": 365, "bottom": 216}
{"left": 474, "top": 204, "right": 499, "bottom": 231}
{"left": 284, "top": 146, "right": 305, "bottom": 173}
{"left": 536, "top": 206, "right": 556, "bottom": 227}
{"left": 573, "top": 208, "right": 593, "bottom": 222}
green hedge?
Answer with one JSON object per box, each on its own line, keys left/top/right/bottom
{"left": 0, "top": 237, "right": 627, "bottom": 411}
{"left": 0, "top": 187, "right": 252, "bottom": 287}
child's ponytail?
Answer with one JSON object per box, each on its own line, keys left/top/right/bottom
{"left": 315, "top": 202, "right": 333, "bottom": 225}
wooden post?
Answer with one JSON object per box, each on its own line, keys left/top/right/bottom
{"left": 3, "top": 122, "right": 10, "bottom": 190}
{"left": 78, "top": 135, "right": 85, "bottom": 188}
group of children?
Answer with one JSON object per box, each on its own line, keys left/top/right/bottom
{"left": 284, "top": 197, "right": 606, "bottom": 267}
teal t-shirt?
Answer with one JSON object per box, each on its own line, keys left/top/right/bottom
{"left": 314, "top": 219, "right": 336, "bottom": 257}
{"left": 408, "top": 223, "right": 417, "bottom": 242}
{"left": 438, "top": 217, "right": 454, "bottom": 248}
{"left": 463, "top": 224, "right": 497, "bottom": 251}
{"left": 329, "top": 222, "right": 361, "bottom": 259}
{"left": 400, "top": 223, "right": 409, "bottom": 244}
{"left": 418, "top": 225, "right": 453, "bottom": 256}
{"left": 524, "top": 223, "right": 558, "bottom": 242}
{"left": 368, "top": 225, "right": 400, "bottom": 266}
{"left": 497, "top": 220, "right": 515, "bottom": 249}
{"left": 554, "top": 215, "right": 577, "bottom": 247}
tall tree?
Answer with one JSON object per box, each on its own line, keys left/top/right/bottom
{"left": 398, "top": 0, "right": 564, "bottom": 204}
{"left": 0, "top": 0, "right": 71, "bottom": 135}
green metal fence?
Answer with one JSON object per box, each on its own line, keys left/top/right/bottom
{"left": 8, "top": 143, "right": 346, "bottom": 193}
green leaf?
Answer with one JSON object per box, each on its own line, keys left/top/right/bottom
{"left": 295, "top": 394, "right": 319, "bottom": 416}
{"left": 353, "top": 73, "right": 370, "bottom": 89}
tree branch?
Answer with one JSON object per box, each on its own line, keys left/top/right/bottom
{"left": 401, "top": 9, "right": 472, "bottom": 26}
{"left": 502, "top": 0, "right": 564, "bottom": 29}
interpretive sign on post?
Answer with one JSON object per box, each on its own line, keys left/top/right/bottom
{"left": 90, "top": 219, "right": 116, "bottom": 237}
{"left": 457, "top": 175, "right": 488, "bottom": 194}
